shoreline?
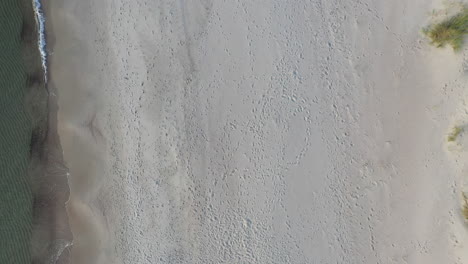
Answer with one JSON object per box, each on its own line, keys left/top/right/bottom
{"left": 29, "top": 0, "right": 73, "bottom": 262}
{"left": 0, "top": 0, "right": 64, "bottom": 262}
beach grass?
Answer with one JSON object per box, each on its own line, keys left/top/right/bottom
{"left": 463, "top": 193, "right": 468, "bottom": 221}
{"left": 463, "top": 202, "right": 468, "bottom": 221}
{"left": 423, "top": 5, "right": 468, "bottom": 51}
{"left": 448, "top": 126, "right": 463, "bottom": 142}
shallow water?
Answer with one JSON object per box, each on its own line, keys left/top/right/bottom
{"left": 0, "top": 0, "right": 33, "bottom": 262}
{"left": 0, "top": 0, "right": 71, "bottom": 262}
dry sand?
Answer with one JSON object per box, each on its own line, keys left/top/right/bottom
{"left": 47, "top": 0, "right": 468, "bottom": 263}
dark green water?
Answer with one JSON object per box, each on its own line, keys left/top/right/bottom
{"left": 0, "top": 0, "right": 34, "bottom": 262}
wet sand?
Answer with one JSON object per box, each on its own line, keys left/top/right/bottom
{"left": 49, "top": 0, "right": 468, "bottom": 263}
{"left": 27, "top": 0, "right": 72, "bottom": 263}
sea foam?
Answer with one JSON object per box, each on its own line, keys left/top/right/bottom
{"left": 32, "top": 0, "right": 47, "bottom": 83}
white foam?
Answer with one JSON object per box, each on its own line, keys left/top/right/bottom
{"left": 32, "top": 0, "right": 47, "bottom": 83}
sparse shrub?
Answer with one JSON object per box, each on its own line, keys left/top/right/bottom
{"left": 463, "top": 203, "right": 468, "bottom": 220}
{"left": 423, "top": 5, "right": 468, "bottom": 51}
{"left": 448, "top": 126, "right": 463, "bottom": 142}
{"left": 462, "top": 193, "right": 468, "bottom": 221}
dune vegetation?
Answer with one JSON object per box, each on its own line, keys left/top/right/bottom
{"left": 463, "top": 193, "right": 468, "bottom": 221}
{"left": 448, "top": 126, "right": 463, "bottom": 142}
{"left": 424, "top": 5, "right": 468, "bottom": 51}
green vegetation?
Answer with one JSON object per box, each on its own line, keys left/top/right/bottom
{"left": 423, "top": 5, "right": 468, "bottom": 51}
{"left": 463, "top": 193, "right": 468, "bottom": 221}
{"left": 463, "top": 203, "right": 468, "bottom": 221}
{"left": 448, "top": 126, "right": 463, "bottom": 142}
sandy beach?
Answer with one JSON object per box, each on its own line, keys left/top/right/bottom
{"left": 47, "top": 0, "right": 468, "bottom": 263}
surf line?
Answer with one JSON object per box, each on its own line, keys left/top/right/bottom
{"left": 32, "top": 0, "right": 48, "bottom": 83}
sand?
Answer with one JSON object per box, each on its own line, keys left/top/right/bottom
{"left": 46, "top": 0, "right": 468, "bottom": 263}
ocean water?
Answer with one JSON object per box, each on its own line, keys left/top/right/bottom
{"left": 0, "top": 0, "right": 35, "bottom": 262}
